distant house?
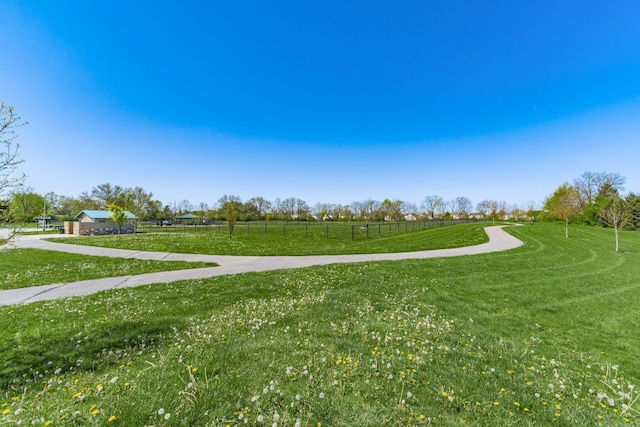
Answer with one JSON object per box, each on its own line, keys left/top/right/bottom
{"left": 64, "top": 210, "right": 138, "bottom": 236}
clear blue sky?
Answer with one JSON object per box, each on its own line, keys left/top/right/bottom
{"left": 2, "top": 1, "right": 640, "bottom": 209}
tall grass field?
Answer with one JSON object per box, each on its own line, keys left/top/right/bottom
{"left": 1, "top": 223, "right": 638, "bottom": 425}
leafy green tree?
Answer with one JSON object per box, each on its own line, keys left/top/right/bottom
{"left": 625, "top": 193, "right": 640, "bottom": 230}
{"left": 544, "top": 183, "right": 581, "bottom": 238}
{"left": 10, "top": 188, "right": 44, "bottom": 222}
{"left": 108, "top": 204, "right": 127, "bottom": 240}
{"left": 573, "top": 171, "right": 626, "bottom": 224}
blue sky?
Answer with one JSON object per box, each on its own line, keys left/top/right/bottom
{"left": 2, "top": 1, "right": 640, "bottom": 209}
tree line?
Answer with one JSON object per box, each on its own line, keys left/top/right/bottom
{"left": 5, "top": 182, "right": 539, "bottom": 224}
{"left": 543, "top": 171, "right": 640, "bottom": 250}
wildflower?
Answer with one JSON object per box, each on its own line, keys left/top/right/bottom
{"left": 319, "top": 392, "right": 325, "bottom": 399}
{"left": 257, "top": 414, "right": 264, "bottom": 422}
{"left": 108, "top": 415, "right": 116, "bottom": 422}
{"left": 158, "top": 408, "right": 165, "bottom": 415}
{"left": 164, "top": 413, "right": 171, "bottom": 420}
{"left": 2, "top": 409, "right": 9, "bottom": 415}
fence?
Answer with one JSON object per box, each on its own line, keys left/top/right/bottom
{"left": 137, "top": 218, "right": 484, "bottom": 241}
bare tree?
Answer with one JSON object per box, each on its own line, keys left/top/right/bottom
{"left": 475, "top": 200, "right": 493, "bottom": 218}
{"left": 526, "top": 200, "right": 538, "bottom": 223}
{"left": 455, "top": 196, "right": 473, "bottom": 217}
{"left": 351, "top": 201, "right": 365, "bottom": 221}
{"left": 573, "top": 171, "right": 626, "bottom": 207}
{"left": 280, "top": 197, "right": 296, "bottom": 220}
{"left": 600, "top": 196, "right": 630, "bottom": 252}
{"left": 247, "top": 196, "right": 271, "bottom": 221}
{"left": 402, "top": 201, "right": 418, "bottom": 220}
{"left": 423, "top": 195, "right": 444, "bottom": 220}
{"left": 0, "top": 103, "right": 27, "bottom": 201}
{"left": 295, "top": 198, "right": 309, "bottom": 219}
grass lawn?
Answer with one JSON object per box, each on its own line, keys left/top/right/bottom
{"left": 1, "top": 223, "right": 639, "bottom": 425}
{"left": 46, "top": 222, "right": 489, "bottom": 256}
{"left": 0, "top": 248, "right": 217, "bottom": 290}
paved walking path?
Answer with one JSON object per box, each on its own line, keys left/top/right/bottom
{"left": 0, "top": 226, "right": 523, "bottom": 306}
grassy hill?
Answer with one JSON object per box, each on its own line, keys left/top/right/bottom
{"left": 1, "top": 223, "right": 638, "bottom": 425}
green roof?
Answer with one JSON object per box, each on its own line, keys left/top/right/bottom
{"left": 176, "top": 213, "right": 200, "bottom": 219}
{"left": 74, "top": 210, "right": 138, "bottom": 220}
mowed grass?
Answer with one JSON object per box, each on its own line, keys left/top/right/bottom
{"left": 0, "top": 248, "right": 217, "bottom": 290}
{"left": 1, "top": 223, "right": 639, "bottom": 426}
{"left": 46, "top": 222, "right": 489, "bottom": 256}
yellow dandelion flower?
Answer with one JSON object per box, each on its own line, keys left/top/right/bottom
{"left": 92, "top": 409, "right": 100, "bottom": 415}
{"left": 124, "top": 382, "right": 130, "bottom": 387}
{"left": 108, "top": 415, "right": 116, "bottom": 422}
{"left": 493, "top": 401, "right": 500, "bottom": 406}
{"left": 44, "top": 421, "right": 53, "bottom": 427}
{"left": 2, "top": 409, "right": 10, "bottom": 415}
{"left": 514, "top": 402, "right": 520, "bottom": 407}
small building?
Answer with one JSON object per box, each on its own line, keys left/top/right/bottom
{"left": 64, "top": 210, "right": 138, "bottom": 236}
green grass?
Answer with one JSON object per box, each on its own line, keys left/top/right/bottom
{"left": 46, "top": 222, "right": 489, "bottom": 256}
{"left": 0, "top": 248, "right": 217, "bottom": 290}
{"left": 1, "top": 223, "right": 639, "bottom": 425}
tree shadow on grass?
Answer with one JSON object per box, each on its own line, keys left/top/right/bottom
{"left": 0, "top": 317, "right": 184, "bottom": 389}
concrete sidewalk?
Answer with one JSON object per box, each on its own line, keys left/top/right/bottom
{"left": 0, "top": 226, "right": 523, "bottom": 306}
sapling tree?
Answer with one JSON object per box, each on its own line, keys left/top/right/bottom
{"left": 544, "top": 183, "right": 581, "bottom": 238}
{"left": 108, "top": 204, "right": 128, "bottom": 240}
{"left": 600, "top": 196, "right": 630, "bottom": 252}
{"left": 218, "top": 195, "right": 242, "bottom": 238}
{"left": 1, "top": 103, "right": 27, "bottom": 241}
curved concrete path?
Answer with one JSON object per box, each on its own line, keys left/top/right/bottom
{"left": 0, "top": 226, "right": 523, "bottom": 306}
